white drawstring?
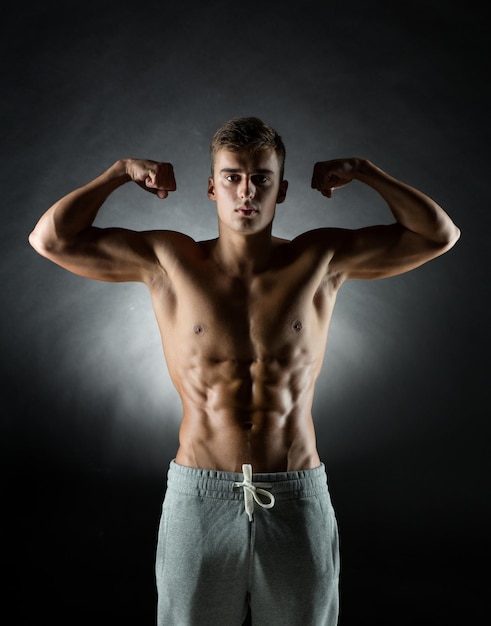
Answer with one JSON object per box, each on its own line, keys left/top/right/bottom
{"left": 234, "top": 464, "right": 275, "bottom": 522}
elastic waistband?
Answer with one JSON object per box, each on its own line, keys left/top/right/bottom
{"left": 166, "top": 460, "right": 329, "bottom": 501}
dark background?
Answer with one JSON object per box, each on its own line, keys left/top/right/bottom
{"left": 2, "top": 1, "right": 489, "bottom": 624}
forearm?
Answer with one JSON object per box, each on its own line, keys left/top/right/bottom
{"left": 353, "top": 159, "right": 460, "bottom": 245}
{"left": 29, "top": 160, "right": 129, "bottom": 252}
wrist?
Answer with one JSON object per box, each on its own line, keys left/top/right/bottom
{"left": 110, "top": 159, "right": 132, "bottom": 183}
{"left": 350, "top": 158, "right": 372, "bottom": 179}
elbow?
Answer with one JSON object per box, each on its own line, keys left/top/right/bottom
{"left": 446, "top": 223, "right": 461, "bottom": 250}
{"left": 28, "top": 227, "right": 42, "bottom": 254}
{"left": 28, "top": 225, "right": 57, "bottom": 257}
{"left": 434, "top": 221, "right": 461, "bottom": 252}
{"left": 28, "top": 227, "right": 44, "bottom": 255}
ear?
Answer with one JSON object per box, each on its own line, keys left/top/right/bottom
{"left": 276, "top": 180, "right": 288, "bottom": 204}
{"left": 207, "top": 176, "right": 216, "bottom": 201}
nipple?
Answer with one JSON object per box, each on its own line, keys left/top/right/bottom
{"left": 193, "top": 324, "right": 204, "bottom": 335}
{"left": 292, "top": 320, "right": 303, "bottom": 333}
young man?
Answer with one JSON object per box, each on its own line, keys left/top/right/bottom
{"left": 29, "top": 117, "right": 460, "bottom": 625}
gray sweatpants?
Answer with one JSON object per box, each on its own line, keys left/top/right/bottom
{"left": 156, "top": 461, "right": 340, "bottom": 625}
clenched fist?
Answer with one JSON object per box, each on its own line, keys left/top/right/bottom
{"left": 311, "top": 158, "right": 361, "bottom": 198}
{"left": 124, "top": 158, "right": 177, "bottom": 199}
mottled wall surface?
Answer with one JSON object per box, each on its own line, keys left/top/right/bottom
{"left": 2, "top": 1, "right": 488, "bottom": 624}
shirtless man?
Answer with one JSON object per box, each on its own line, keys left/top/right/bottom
{"left": 29, "top": 117, "right": 460, "bottom": 625}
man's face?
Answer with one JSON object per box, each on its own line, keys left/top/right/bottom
{"left": 208, "top": 148, "right": 288, "bottom": 235}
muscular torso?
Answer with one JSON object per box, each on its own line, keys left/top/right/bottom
{"left": 148, "top": 234, "right": 340, "bottom": 472}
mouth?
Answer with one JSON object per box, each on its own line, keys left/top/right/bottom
{"left": 236, "top": 205, "right": 258, "bottom": 217}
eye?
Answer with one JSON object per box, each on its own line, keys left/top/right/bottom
{"left": 251, "top": 175, "right": 270, "bottom": 185}
{"left": 226, "top": 174, "right": 241, "bottom": 183}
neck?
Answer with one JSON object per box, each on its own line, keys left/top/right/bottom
{"left": 212, "top": 226, "right": 275, "bottom": 276}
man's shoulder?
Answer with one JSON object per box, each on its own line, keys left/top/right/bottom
{"left": 290, "top": 227, "right": 349, "bottom": 252}
{"left": 144, "top": 230, "right": 205, "bottom": 266}
{"left": 149, "top": 229, "right": 199, "bottom": 249}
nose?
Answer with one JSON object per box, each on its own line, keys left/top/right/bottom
{"left": 239, "top": 176, "right": 255, "bottom": 200}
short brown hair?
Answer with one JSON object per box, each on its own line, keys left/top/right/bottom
{"left": 210, "top": 116, "right": 286, "bottom": 179}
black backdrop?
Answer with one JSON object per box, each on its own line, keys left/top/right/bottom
{"left": 2, "top": 1, "right": 489, "bottom": 624}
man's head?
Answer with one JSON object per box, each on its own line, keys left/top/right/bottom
{"left": 208, "top": 118, "right": 288, "bottom": 236}
{"left": 210, "top": 117, "right": 286, "bottom": 181}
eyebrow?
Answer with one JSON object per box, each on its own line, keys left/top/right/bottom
{"left": 219, "top": 168, "right": 275, "bottom": 175}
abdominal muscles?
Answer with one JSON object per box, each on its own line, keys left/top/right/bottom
{"left": 174, "top": 351, "right": 321, "bottom": 472}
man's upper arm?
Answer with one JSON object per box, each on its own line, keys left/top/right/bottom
{"left": 32, "top": 225, "right": 164, "bottom": 283}
{"left": 329, "top": 223, "right": 452, "bottom": 280}
{"left": 295, "top": 225, "right": 451, "bottom": 282}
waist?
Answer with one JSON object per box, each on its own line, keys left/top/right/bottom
{"left": 176, "top": 406, "right": 319, "bottom": 472}
{"left": 166, "top": 460, "right": 329, "bottom": 501}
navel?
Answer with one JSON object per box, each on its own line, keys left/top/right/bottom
{"left": 292, "top": 320, "right": 303, "bottom": 333}
{"left": 193, "top": 323, "right": 204, "bottom": 335}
